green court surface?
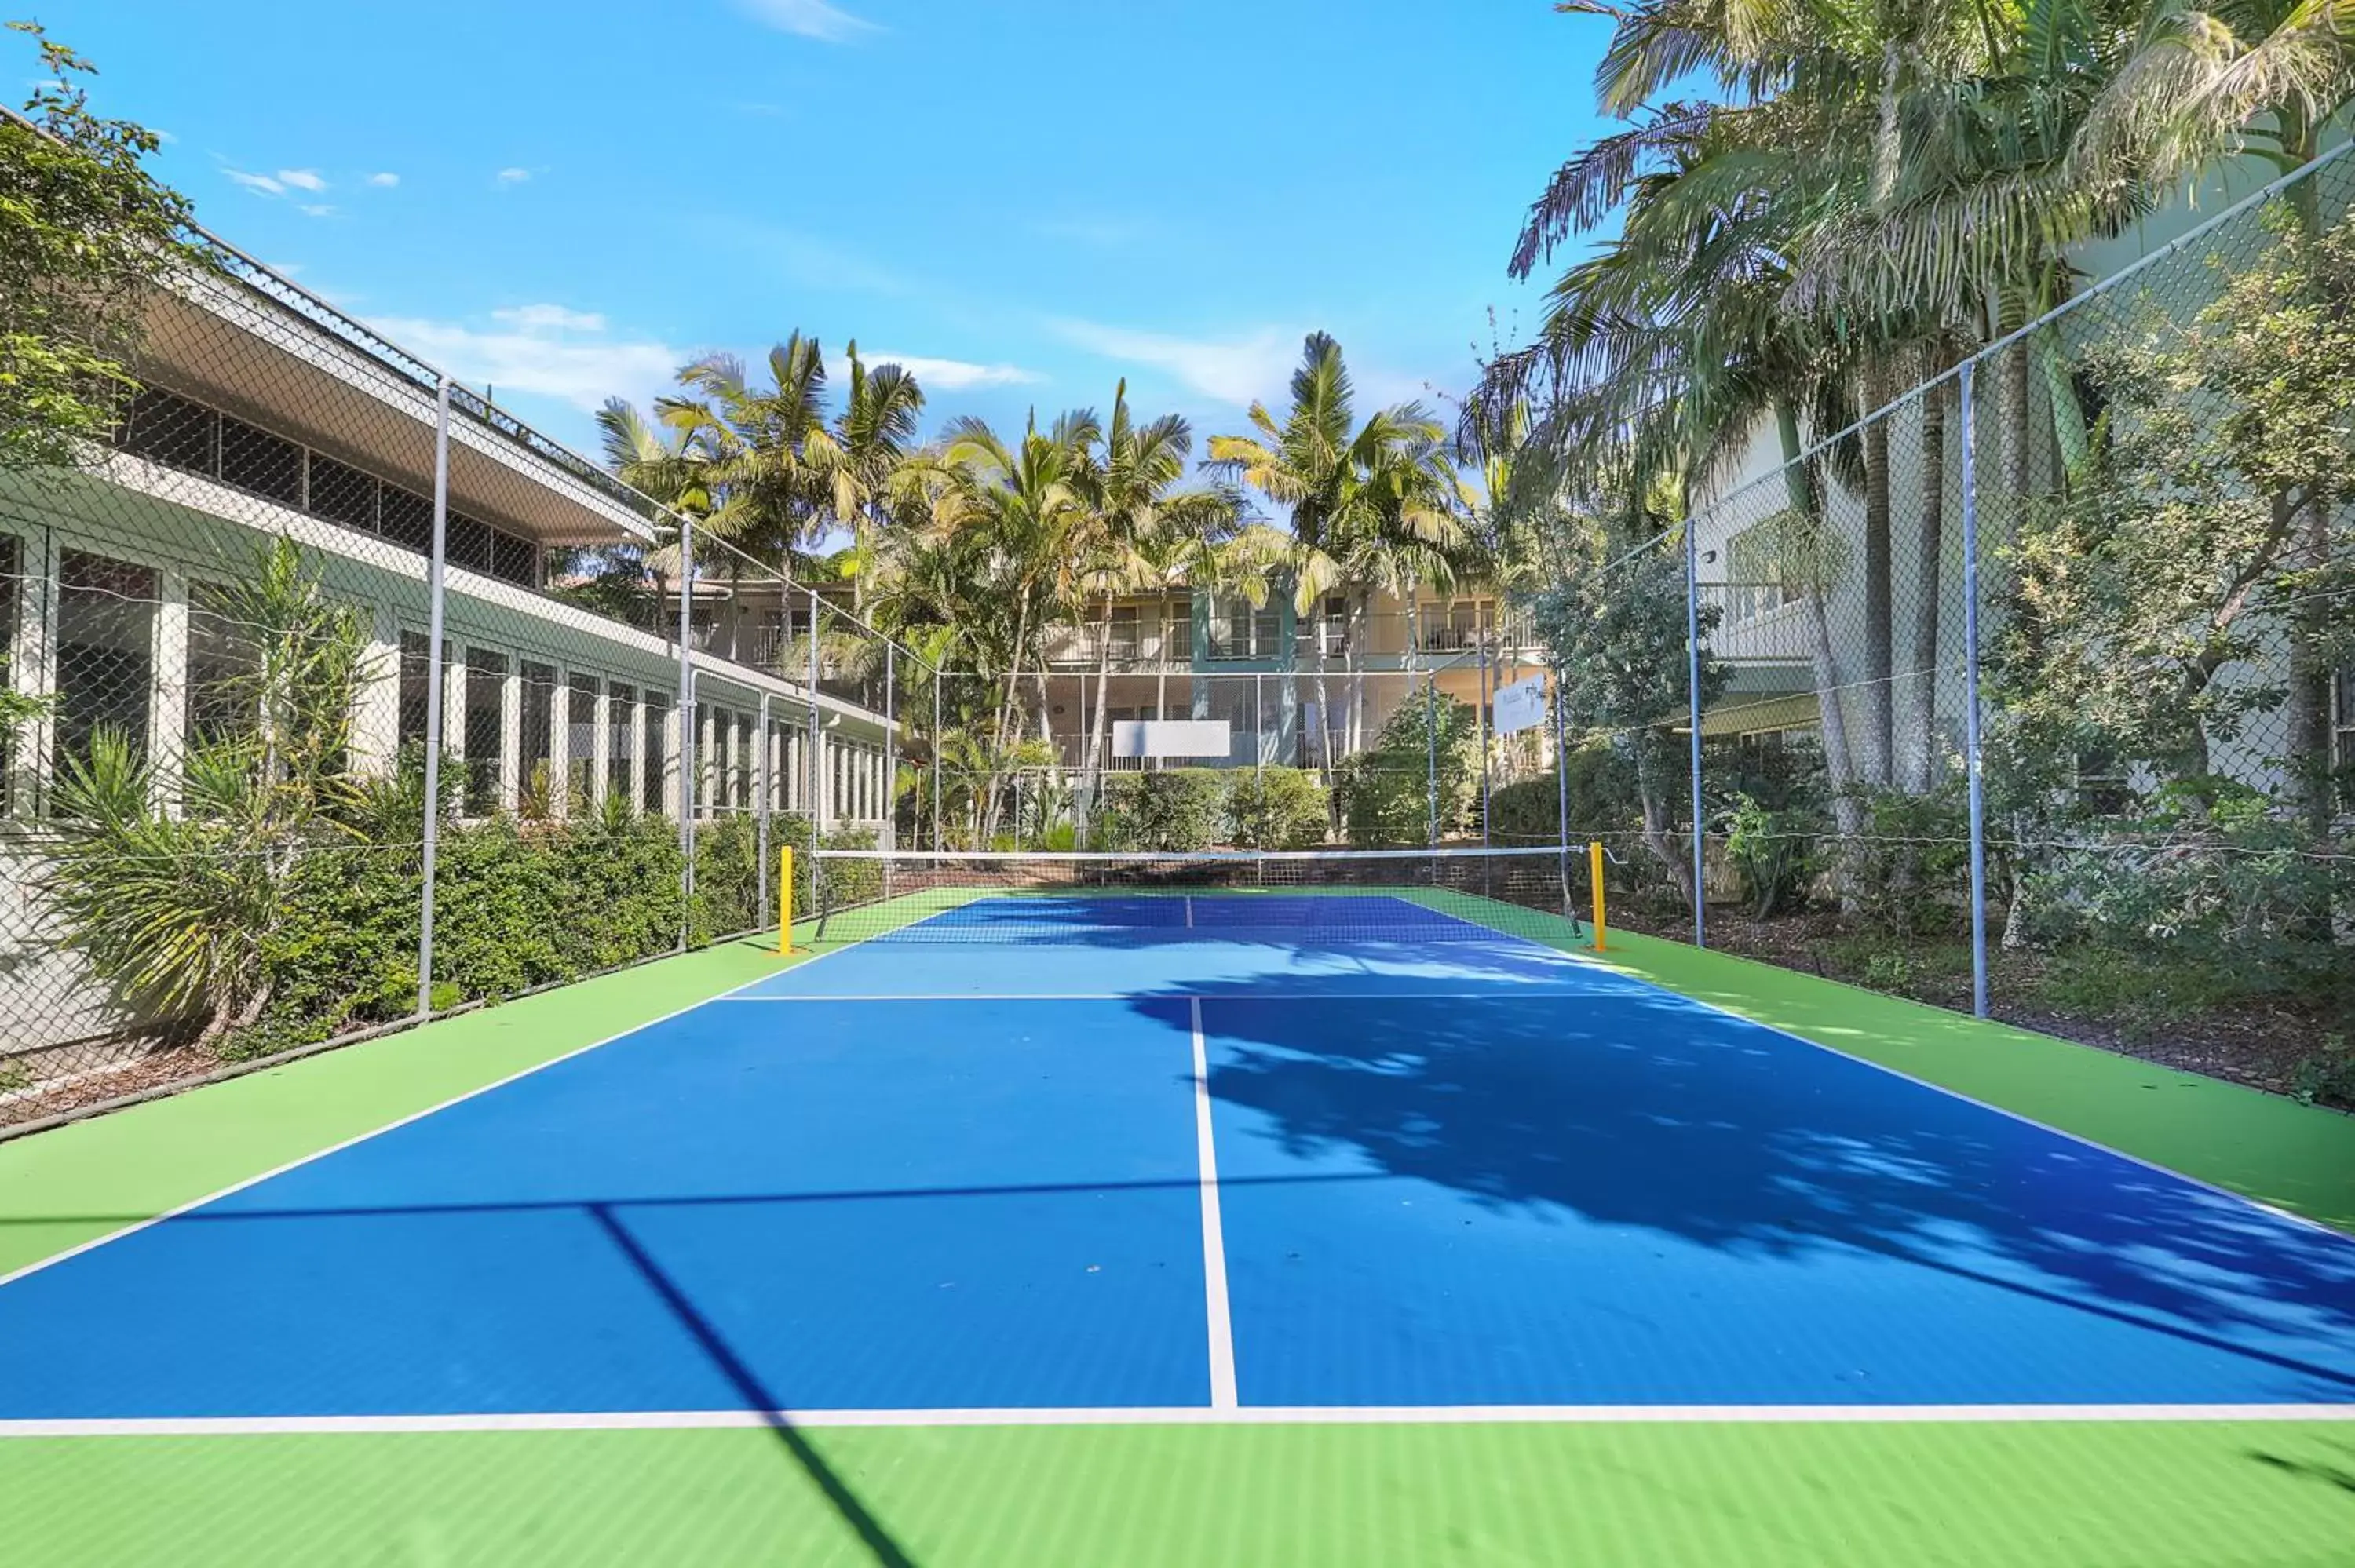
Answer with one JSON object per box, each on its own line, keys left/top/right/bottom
{"left": 3, "top": 911, "right": 2351, "bottom": 1566}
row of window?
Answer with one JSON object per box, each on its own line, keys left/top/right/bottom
{"left": 0, "top": 537, "right": 889, "bottom": 823}
{"left": 115, "top": 388, "right": 541, "bottom": 589}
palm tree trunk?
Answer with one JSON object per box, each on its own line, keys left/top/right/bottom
{"left": 1084, "top": 593, "right": 1115, "bottom": 811}
{"left": 1860, "top": 359, "right": 1896, "bottom": 788}
{"left": 2277, "top": 120, "right": 2338, "bottom": 841}
{"left": 1774, "top": 402, "right": 1866, "bottom": 855}
{"left": 1904, "top": 370, "right": 1947, "bottom": 793}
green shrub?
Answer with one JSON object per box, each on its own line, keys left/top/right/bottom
{"left": 1225, "top": 768, "right": 1329, "bottom": 848}
{"left": 1722, "top": 793, "right": 1824, "bottom": 917}
{"left": 1097, "top": 769, "right": 1225, "bottom": 851}
{"left": 2291, "top": 1038, "right": 2355, "bottom": 1110}
{"left": 1333, "top": 697, "right": 1482, "bottom": 848}
{"left": 1846, "top": 783, "right": 1972, "bottom": 938}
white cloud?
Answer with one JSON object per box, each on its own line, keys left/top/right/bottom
{"left": 224, "top": 169, "right": 285, "bottom": 196}
{"left": 734, "top": 0, "right": 878, "bottom": 42}
{"left": 495, "top": 166, "right": 533, "bottom": 186}
{"left": 367, "top": 171, "right": 400, "bottom": 188}
{"left": 372, "top": 308, "right": 681, "bottom": 413}
{"left": 1047, "top": 320, "right": 1301, "bottom": 406}
{"left": 865, "top": 352, "right": 1040, "bottom": 391}
{"left": 493, "top": 303, "right": 608, "bottom": 333}
{"left": 298, "top": 203, "right": 337, "bottom": 218}
{"left": 277, "top": 168, "right": 328, "bottom": 192}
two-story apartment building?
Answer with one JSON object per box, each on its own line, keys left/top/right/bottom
{"left": 1, "top": 240, "right": 902, "bottom": 1052}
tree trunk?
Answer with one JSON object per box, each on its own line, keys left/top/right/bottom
{"left": 2279, "top": 122, "right": 2338, "bottom": 841}
{"left": 1080, "top": 593, "right": 1115, "bottom": 831}
{"left": 1774, "top": 403, "right": 1865, "bottom": 846}
{"left": 1904, "top": 370, "right": 1947, "bottom": 793}
{"left": 1860, "top": 359, "right": 1896, "bottom": 787}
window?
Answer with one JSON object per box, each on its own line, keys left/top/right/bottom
{"left": 732, "top": 712, "right": 752, "bottom": 809}
{"left": 490, "top": 531, "right": 537, "bottom": 588}
{"left": 1207, "top": 594, "right": 1279, "bottom": 661}
{"left": 398, "top": 631, "right": 433, "bottom": 752}
{"left": 1108, "top": 603, "right": 1141, "bottom": 662}
{"left": 607, "top": 683, "right": 637, "bottom": 808}
{"left": 309, "top": 454, "right": 378, "bottom": 534}
{"left": 117, "top": 388, "right": 215, "bottom": 472}
{"left": 1726, "top": 526, "right": 1800, "bottom": 624}
{"left": 185, "top": 582, "right": 255, "bottom": 753}
{"left": 520, "top": 662, "right": 557, "bottom": 818}
{"left": 447, "top": 512, "right": 495, "bottom": 574}
{"left": 462, "top": 648, "right": 506, "bottom": 816}
{"left": 217, "top": 414, "right": 302, "bottom": 507}
{"left": 1317, "top": 596, "right": 1349, "bottom": 658}
{"left": 2075, "top": 744, "right": 2133, "bottom": 817}
{"left": 378, "top": 485, "right": 433, "bottom": 552}
{"left": 641, "top": 692, "right": 670, "bottom": 815}
{"left": 53, "top": 551, "right": 158, "bottom": 783}
{"left": 568, "top": 673, "right": 601, "bottom": 808}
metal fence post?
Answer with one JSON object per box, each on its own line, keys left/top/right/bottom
{"left": 677, "top": 516, "right": 696, "bottom": 952}
{"left": 1685, "top": 519, "right": 1706, "bottom": 949}
{"left": 1477, "top": 637, "right": 1492, "bottom": 848}
{"left": 806, "top": 587, "right": 822, "bottom": 878}
{"left": 1960, "top": 360, "right": 1991, "bottom": 1019}
{"left": 1424, "top": 668, "right": 1440, "bottom": 846}
{"left": 756, "top": 690, "right": 772, "bottom": 931}
{"left": 884, "top": 645, "right": 897, "bottom": 853}
{"left": 932, "top": 676, "right": 944, "bottom": 851}
{"left": 1554, "top": 662, "right": 1572, "bottom": 917}
{"left": 414, "top": 375, "right": 451, "bottom": 1019}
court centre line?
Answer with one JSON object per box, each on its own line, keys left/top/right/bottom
{"left": 1192, "top": 996, "right": 1238, "bottom": 1410}
{"left": 0, "top": 936, "right": 871, "bottom": 1294}
{"left": 9, "top": 1404, "right": 2353, "bottom": 1437}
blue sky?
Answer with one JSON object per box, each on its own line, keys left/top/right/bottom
{"left": 30, "top": 0, "right": 1615, "bottom": 465}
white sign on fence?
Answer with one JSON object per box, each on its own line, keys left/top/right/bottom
{"left": 1112, "top": 719, "right": 1234, "bottom": 758}
{"left": 1492, "top": 674, "right": 1548, "bottom": 735}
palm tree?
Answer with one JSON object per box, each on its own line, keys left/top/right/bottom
{"left": 808, "top": 341, "right": 926, "bottom": 614}
{"left": 1210, "top": 333, "right": 1466, "bottom": 775}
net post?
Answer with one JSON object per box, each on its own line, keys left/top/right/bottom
{"left": 414, "top": 374, "right": 451, "bottom": 1019}
{"left": 1589, "top": 841, "right": 1608, "bottom": 952}
{"left": 777, "top": 844, "right": 794, "bottom": 954}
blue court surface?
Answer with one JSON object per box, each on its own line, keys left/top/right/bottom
{"left": 3, "top": 893, "right": 2353, "bottom": 1424}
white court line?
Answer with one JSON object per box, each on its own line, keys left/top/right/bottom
{"left": 0, "top": 939, "right": 867, "bottom": 1294}
{"left": 713, "top": 990, "right": 1608, "bottom": 1004}
{"left": 5, "top": 1404, "right": 2351, "bottom": 1438}
{"left": 1192, "top": 996, "right": 1239, "bottom": 1409}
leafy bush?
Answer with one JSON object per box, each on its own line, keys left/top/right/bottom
{"left": 1225, "top": 768, "right": 1329, "bottom": 849}
{"left": 1722, "top": 793, "right": 1824, "bottom": 917}
{"left": 1097, "top": 769, "right": 1225, "bottom": 851}
{"left": 1846, "top": 783, "right": 1972, "bottom": 938}
{"left": 2292, "top": 1038, "right": 2355, "bottom": 1110}
{"left": 1334, "top": 697, "right": 1481, "bottom": 847}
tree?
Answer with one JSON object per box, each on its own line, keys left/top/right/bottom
{"left": 808, "top": 341, "right": 925, "bottom": 613}
{"left": 1210, "top": 332, "right": 1466, "bottom": 774}
{"left": 1, "top": 24, "right": 203, "bottom": 475}
{"left": 1992, "top": 202, "right": 2355, "bottom": 815}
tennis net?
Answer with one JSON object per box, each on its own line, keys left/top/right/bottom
{"left": 805, "top": 847, "right": 1588, "bottom": 946}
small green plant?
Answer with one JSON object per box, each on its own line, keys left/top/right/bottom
{"left": 2291, "top": 1037, "right": 2355, "bottom": 1110}
{"left": 1857, "top": 950, "right": 1917, "bottom": 993}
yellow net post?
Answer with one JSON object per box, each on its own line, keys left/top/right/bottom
{"left": 778, "top": 845, "right": 794, "bottom": 955}
{"left": 1588, "top": 841, "right": 1608, "bottom": 953}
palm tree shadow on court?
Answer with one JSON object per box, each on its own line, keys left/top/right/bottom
{"left": 1143, "top": 982, "right": 2355, "bottom": 1398}
{"left": 586, "top": 1203, "right": 922, "bottom": 1568}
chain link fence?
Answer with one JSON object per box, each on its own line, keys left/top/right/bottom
{"left": 1555, "top": 144, "right": 2355, "bottom": 1090}
{"left": 0, "top": 232, "right": 926, "bottom": 1132}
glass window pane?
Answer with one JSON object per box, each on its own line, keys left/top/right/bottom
{"left": 568, "top": 673, "right": 600, "bottom": 807}
{"left": 641, "top": 692, "right": 669, "bottom": 815}
{"left": 378, "top": 486, "right": 433, "bottom": 552}
{"left": 218, "top": 414, "right": 302, "bottom": 507}
{"left": 607, "top": 683, "right": 636, "bottom": 807}
{"left": 398, "top": 631, "right": 432, "bottom": 752}
{"left": 53, "top": 552, "right": 158, "bottom": 784}
{"left": 185, "top": 581, "right": 255, "bottom": 753}
{"left": 309, "top": 455, "right": 379, "bottom": 534}
{"left": 490, "top": 531, "right": 536, "bottom": 588}
{"left": 116, "top": 388, "right": 215, "bottom": 472}
{"left": 520, "top": 661, "right": 557, "bottom": 818}
{"left": 462, "top": 647, "right": 506, "bottom": 816}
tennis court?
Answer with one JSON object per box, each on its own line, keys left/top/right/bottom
{"left": 4, "top": 851, "right": 2354, "bottom": 1565}
{"left": 3, "top": 851, "right": 2350, "bottom": 1429}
